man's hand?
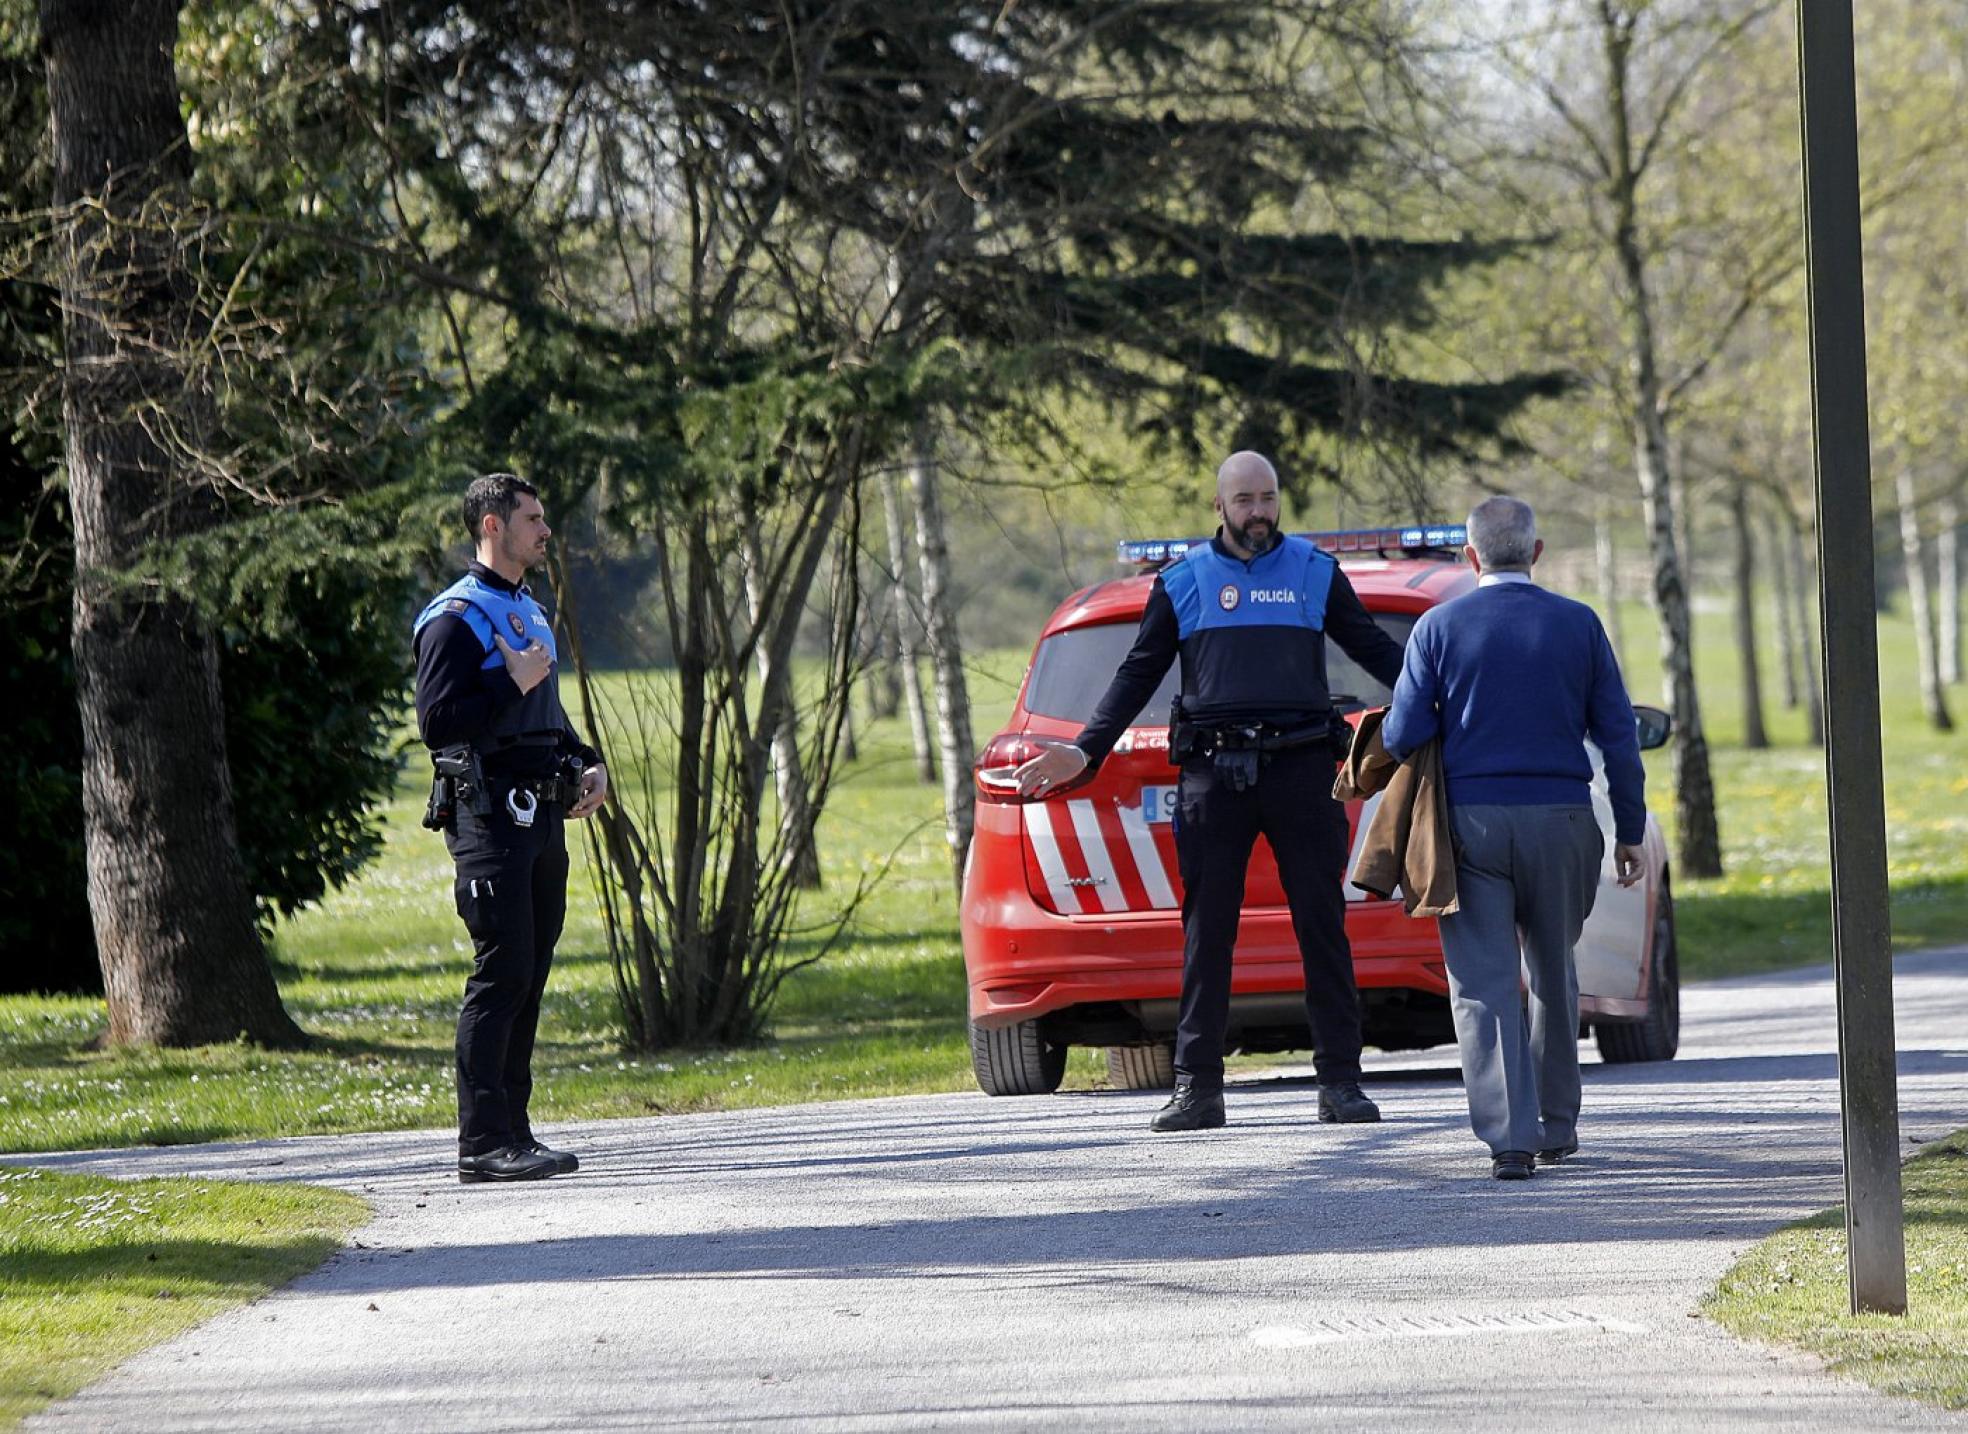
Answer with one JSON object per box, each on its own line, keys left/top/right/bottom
{"left": 569, "top": 762, "right": 608, "bottom": 819}
{"left": 1013, "top": 744, "right": 1088, "bottom": 798}
{"left": 1614, "top": 842, "right": 1645, "bottom": 888}
{"left": 493, "top": 632, "right": 553, "bottom": 694}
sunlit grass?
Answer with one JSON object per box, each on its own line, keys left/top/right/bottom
{"left": 0, "top": 1165, "right": 365, "bottom": 1429}
{"left": 1612, "top": 596, "right": 1968, "bottom": 978}
{"left": 0, "top": 593, "right": 1961, "bottom": 1155}
{"left": 1705, "top": 1131, "right": 1968, "bottom": 1409}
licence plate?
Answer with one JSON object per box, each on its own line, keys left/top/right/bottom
{"left": 1141, "top": 785, "right": 1178, "bottom": 824}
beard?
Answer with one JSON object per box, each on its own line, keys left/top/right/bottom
{"left": 501, "top": 530, "right": 548, "bottom": 571}
{"left": 1227, "top": 515, "right": 1276, "bottom": 554}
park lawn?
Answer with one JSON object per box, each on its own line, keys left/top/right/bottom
{"left": 0, "top": 598, "right": 1963, "bottom": 1156}
{"left": 0, "top": 1164, "right": 366, "bottom": 1430}
{"left": 1704, "top": 1129, "right": 1968, "bottom": 1409}
{"left": 1622, "top": 596, "right": 1968, "bottom": 979}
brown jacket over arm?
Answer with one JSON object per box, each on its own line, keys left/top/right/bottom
{"left": 1331, "top": 707, "right": 1459, "bottom": 918}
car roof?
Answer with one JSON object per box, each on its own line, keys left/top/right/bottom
{"left": 1040, "top": 552, "right": 1474, "bottom": 636}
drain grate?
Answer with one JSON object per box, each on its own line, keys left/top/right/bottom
{"left": 1249, "top": 1310, "right": 1646, "bottom": 1347}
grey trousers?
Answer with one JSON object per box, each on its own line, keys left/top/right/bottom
{"left": 1437, "top": 804, "right": 1604, "bottom": 1156}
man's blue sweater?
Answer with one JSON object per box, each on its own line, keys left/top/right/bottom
{"left": 1380, "top": 579, "right": 1646, "bottom": 846}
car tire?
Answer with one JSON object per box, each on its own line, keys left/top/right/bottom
{"left": 1596, "top": 877, "right": 1681, "bottom": 1064}
{"left": 1105, "top": 1042, "right": 1177, "bottom": 1091}
{"left": 969, "top": 1018, "right": 1068, "bottom": 1096}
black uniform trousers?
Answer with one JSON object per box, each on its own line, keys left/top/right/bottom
{"left": 1172, "top": 743, "right": 1363, "bottom": 1091}
{"left": 445, "top": 796, "right": 569, "bottom": 1157}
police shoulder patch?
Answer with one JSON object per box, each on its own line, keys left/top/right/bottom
{"left": 443, "top": 599, "right": 468, "bottom": 615}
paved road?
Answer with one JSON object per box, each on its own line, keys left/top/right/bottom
{"left": 23, "top": 949, "right": 1968, "bottom": 1432}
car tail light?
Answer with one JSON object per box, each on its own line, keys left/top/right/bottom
{"left": 974, "top": 733, "right": 1097, "bottom": 804}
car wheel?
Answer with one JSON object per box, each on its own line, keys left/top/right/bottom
{"left": 1596, "top": 877, "right": 1681, "bottom": 1064}
{"left": 1105, "top": 1042, "right": 1177, "bottom": 1090}
{"left": 969, "top": 1018, "right": 1068, "bottom": 1096}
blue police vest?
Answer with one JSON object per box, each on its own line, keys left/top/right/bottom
{"left": 1160, "top": 535, "right": 1335, "bottom": 639}
{"left": 414, "top": 573, "right": 568, "bottom": 749}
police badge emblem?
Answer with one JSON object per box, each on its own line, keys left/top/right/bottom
{"left": 507, "top": 612, "right": 528, "bottom": 640}
{"left": 1218, "top": 584, "right": 1240, "bottom": 611}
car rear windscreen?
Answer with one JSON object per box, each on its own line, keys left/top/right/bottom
{"left": 1022, "top": 613, "right": 1417, "bottom": 726}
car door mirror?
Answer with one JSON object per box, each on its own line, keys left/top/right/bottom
{"left": 1633, "top": 704, "right": 1673, "bottom": 751}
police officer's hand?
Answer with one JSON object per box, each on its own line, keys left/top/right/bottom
{"left": 493, "top": 632, "right": 554, "bottom": 694}
{"left": 1614, "top": 842, "right": 1645, "bottom": 888}
{"left": 1013, "top": 743, "right": 1088, "bottom": 798}
{"left": 569, "top": 762, "right": 608, "bottom": 819}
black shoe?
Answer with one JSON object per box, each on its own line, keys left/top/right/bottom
{"left": 1149, "top": 1082, "right": 1226, "bottom": 1132}
{"left": 458, "top": 1145, "right": 559, "bottom": 1184}
{"left": 1317, "top": 1081, "right": 1382, "bottom": 1124}
{"left": 1492, "top": 1150, "right": 1536, "bottom": 1181}
{"left": 1537, "top": 1139, "right": 1578, "bottom": 1167}
{"left": 519, "top": 1138, "right": 580, "bottom": 1174}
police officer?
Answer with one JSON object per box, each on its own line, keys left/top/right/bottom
{"left": 1014, "top": 452, "right": 1405, "bottom": 1131}
{"left": 413, "top": 473, "right": 607, "bottom": 1182}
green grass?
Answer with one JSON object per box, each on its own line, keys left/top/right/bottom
{"left": 0, "top": 1164, "right": 366, "bottom": 1429}
{"left": 1615, "top": 596, "right": 1968, "bottom": 980}
{"left": 1705, "top": 1130, "right": 1968, "bottom": 1408}
{"left": 0, "top": 648, "right": 1082, "bottom": 1155}
{"left": 0, "top": 597, "right": 1962, "bottom": 1156}
{"left": 0, "top": 583, "right": 1959, "bottom": 1429}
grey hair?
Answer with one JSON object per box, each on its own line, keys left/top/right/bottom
{"left": 1466, "top": 496, "right": 1538, "bottom": 570}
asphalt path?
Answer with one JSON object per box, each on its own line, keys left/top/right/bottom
{"left": 21, "top": 947, "right": 1968, "bottom": 1432}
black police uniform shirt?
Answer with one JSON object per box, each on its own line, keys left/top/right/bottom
{"left": 412, "top": 562, "right": 599, "bottom": 780}
{"left": 1074, "top": 532, "right": 1406, "bottom": 765}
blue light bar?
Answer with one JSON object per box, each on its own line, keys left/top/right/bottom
{"left": 1117, "top": 525, "right": 1467, "bottom": 566}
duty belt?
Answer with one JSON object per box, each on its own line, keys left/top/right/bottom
{"left": 504, "top": 773, "right": 586, "bottom": 808}
{"left": 1191, "top": 720, "right": 1331, "bottom": 756}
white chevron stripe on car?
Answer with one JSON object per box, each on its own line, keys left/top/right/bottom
{"left": 1067, "top": 799, "right": 1131, "bottom": 913}
{"left": 1116, "top": 801, "right": 1179, "bottom": 910}
{"left": 1022, "top": 802, "right": 1083, "bottom": 914}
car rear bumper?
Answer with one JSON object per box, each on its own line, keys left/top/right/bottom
{"left": 963, "top": 895, "right": 1650, "bottom": 1028}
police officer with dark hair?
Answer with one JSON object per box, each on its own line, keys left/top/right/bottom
{"left": 1014, "top": 452, "right": 1405, "bottom": 1131}
{"left": 414, "top": 473, "right": 607, "bottom": 1182}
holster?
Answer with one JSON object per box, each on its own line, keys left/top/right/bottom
{"left": 423, "top": 745, "right": 492, "bottom": 831}
{"left": 1168, "top": 695, "right": 1198, "bottom": 764}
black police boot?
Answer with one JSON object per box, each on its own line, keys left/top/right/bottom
{"left": 1317, "top": 1081, "right": 1382, "bottom": 1124}
{"left": 1149, "top": 1081, "right": 1226, "bottom": 1132}
{"left": 458, "top": 1145, "right": 559, "bottom": 1184}
{"left": 519, "top": 1137, "right": 580, "bottom": 1174}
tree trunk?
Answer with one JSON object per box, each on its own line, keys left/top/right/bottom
{"left": 880, "top": 468, "right": 936, "bottom": 783}
{"left": 909, "top": 426, "right": 975, "bottom": 894}
{"left": 1671, "top": 460, "right": 1696, "bottom": 648}
{"left": 738, "top": 525, "right": 822, "bottom": 888}
{"left": 1768, "top": 505, "right": 1799, "bottom": 709}
{"left": 863, "top": 567, "right": 903, "bottom": 721}
{"left": 1729, "top": 481, "right": 1768, "bottom": 749}
{"left": 833, "top": 541, "right": 859, "bottom": 767}
{"left": 1594, "top": 497, "right": 1627, "bottom": 677}
{"left": 1784, "top": 511, "right": 1825, "bottom": 746}
{"left": 1601, "top": 11, "right": 1722, "bottom": 878}
{"left": 1940, "top": 492, "right": 1961, "bottom": 687}
{"left": 45, "top": 0, "right": 302, "bottom": 1048}
{"left": 1895, "top": 469, "right": 1953, "bottom": 731}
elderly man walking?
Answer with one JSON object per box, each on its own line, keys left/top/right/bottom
{"left": 1380, "top": 497, "right": 1645, "bottom": 1180}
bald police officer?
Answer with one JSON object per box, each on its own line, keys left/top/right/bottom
{"left": 414, "top": 473, "right": 607, "bottom": 1183}
{"left": 1015, "top": 452, "right": 1405, "bottom": 1130}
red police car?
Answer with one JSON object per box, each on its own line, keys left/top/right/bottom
{"left": 961, "top": 526, "right": 1679, "bottom": 1095}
